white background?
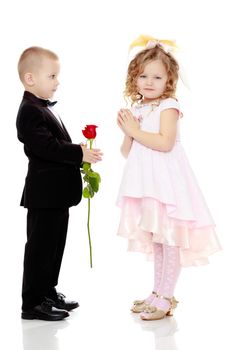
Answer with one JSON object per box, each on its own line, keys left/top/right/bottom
{"left": 0, "top": 0, "right": 232, "bottom": 349}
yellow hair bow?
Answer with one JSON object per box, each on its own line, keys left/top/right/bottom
{"left": 129, "top": 35, "right": 177, "bottom": 53}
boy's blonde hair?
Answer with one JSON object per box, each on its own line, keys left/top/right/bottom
{"left": 18, "top": 46, "right": 59, "bottom": 82}
{"left": 125, "top": 45, "right": 179, "bottom": 103}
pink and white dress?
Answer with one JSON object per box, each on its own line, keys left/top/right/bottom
{"left": 117, "top": 98, "right": 221, "bottom": 266}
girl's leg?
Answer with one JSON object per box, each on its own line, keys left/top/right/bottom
{"left": 131, "top": 242, "right": 163, "bottom": 312}
{"left": 148, "top": 244, "right": 181, "bottom": 312}
{"left": 145, "top": 242, "right": 163, "bottom": 303}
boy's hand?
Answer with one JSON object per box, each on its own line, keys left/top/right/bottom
{"left": 81, "top": 145, "right": 103, "bottom": 163}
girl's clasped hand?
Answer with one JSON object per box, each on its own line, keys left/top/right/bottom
{"left": 117, "top": 108, "right": 140, "bottom": 137}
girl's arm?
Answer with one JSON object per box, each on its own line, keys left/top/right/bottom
{"left": 120, "top": 135, "right": 133, "bottom": 158}
{"left": 118, "top": 108, "right": 179, "bottom": 152}
{"left": 117, "top": 110, "right": 133, "bottom": 158}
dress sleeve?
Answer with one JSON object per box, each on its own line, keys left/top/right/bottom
{"left": 159, "top": 98, "right": 181, "bottom": 117}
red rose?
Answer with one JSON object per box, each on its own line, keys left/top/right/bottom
{"left": 82, "top": 125, "right": 98, "bottom": 139}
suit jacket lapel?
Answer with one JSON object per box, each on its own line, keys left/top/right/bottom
{"left": 59, "top": 119, "right": 72, "bottom": 141}
{"left": 46, "top": 108, "right": 71, "bottom": 141}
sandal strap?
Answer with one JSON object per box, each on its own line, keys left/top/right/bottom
{"left": 156, "top": 294, "right": 173, "bottom": 305}
{"left": 156, "top": 294, "right": 179, "bottom": 308}
{"left": 133, "top": 299, "right": 145, "bottom": 305}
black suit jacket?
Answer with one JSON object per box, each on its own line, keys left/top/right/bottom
{"left": 16, "top": 91, "right": 83, "bottom": 208}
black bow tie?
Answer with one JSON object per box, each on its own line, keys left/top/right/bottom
{"left": 46, "top": 100, "right": 57, "bottom": 107}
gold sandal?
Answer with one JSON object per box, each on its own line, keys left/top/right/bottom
{"left": 131, "top": 291, "right": 157, "bottom": 313}
{"left": 140, "top": 295, "right": 179, "bottom": 320}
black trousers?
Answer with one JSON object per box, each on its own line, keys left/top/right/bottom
{"left": 22, "top": 208, "right": 69, "bottom": 310}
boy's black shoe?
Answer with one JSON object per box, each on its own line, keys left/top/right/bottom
{"left": 21, "top": 299, "right": 69, "bottom": 321}
{"left": 53, "top": 293, "right": 79, "bottom": 311}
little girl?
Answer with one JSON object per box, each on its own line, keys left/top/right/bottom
{"left": 117, "top": 35, "right": 221, "bottom": 321}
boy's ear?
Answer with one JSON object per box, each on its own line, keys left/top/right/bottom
{"left": 24, "top": 72, "right": 34, "bottom": 86}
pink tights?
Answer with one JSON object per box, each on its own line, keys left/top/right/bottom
{"left": 146, "top": 243, "right": 181, "bottom": 312}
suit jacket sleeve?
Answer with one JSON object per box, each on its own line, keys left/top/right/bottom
{"left": 17, "top": 104, "right": 83, "bottom": 166}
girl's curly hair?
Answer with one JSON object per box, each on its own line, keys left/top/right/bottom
{"left": 125, "top": 45, "right": 179, "bottom": 104}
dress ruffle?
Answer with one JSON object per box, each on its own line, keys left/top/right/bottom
{"left": 117, "top": 197, "right": 221, "bottom": 266}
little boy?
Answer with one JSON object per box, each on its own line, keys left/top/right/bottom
{"left": 16, "top": 47, "right": 102, "bottom": 321}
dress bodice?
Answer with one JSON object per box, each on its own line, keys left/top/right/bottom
{"left": 132, "top": 98, "right": 181, "bottom": 141}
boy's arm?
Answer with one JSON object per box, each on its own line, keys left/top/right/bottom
{"left": 17, "top": 105, "right": 83, "bottom": 165}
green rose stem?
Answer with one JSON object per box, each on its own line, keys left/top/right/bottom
{"left": 81, "top": 130, "right": 100, "bottom": 269}
{"left": 87, "top": 139, "right": 93, "bottom": 268}
{"left": 87, "top": 196, "right": 92, "bottom": 268}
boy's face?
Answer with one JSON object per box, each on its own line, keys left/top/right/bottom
{"left": 31, "top": 57, "right": 60, "bottom": 99}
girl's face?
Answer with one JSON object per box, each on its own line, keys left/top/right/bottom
{"left": 137, "top": 59, "right": 168, "bottom": 102}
